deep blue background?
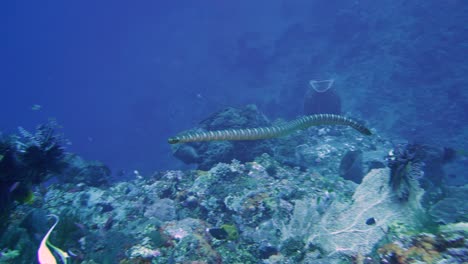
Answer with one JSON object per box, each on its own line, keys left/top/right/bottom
{"left": 1, "top": 1, "right": 467, "bottom": 176}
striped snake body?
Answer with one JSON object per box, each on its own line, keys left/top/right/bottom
{"left": 168, "top": 114, "right": 371, "bottom": 144}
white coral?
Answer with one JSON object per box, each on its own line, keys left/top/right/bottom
{"left": 312, "top": 168, "right": 426, "bottom": 257}
{"left": 128, "top": 244, "right": 160, "bottom": 259}
{"left": 277, "top": 168, "right": 427, "bottom": 261}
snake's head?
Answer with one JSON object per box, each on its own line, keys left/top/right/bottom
{"left": 168, "top": 137, "right": 180, "bottom": 144}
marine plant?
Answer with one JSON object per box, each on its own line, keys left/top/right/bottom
{"left": 386, "top": 143, "right": 426, "bottom": 201}
{"left": 0, "top": 121, "right": 68, "bottom": 236}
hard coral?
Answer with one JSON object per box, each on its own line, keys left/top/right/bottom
{"left": 378, "top": 234, "right": 441, "bottom": 264}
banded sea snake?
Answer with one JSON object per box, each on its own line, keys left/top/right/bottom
{"left": 168, "top": 114, "right": 371, "bottom": 144}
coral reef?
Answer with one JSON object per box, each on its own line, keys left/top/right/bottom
{"left": 378, "top": 223, "right": 468, "bottom": 264}
{"left": 0, "top": 116, "right": 465, "bottom": 263}
{"left": 61, "top": 156, "right": 112, "bottom": 187}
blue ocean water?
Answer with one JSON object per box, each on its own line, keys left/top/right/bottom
{"left": 1, "top": 1, "right": 467, "bottom": 263}
{"left": 2, "top": 1, "right": 467, "bottom": 174}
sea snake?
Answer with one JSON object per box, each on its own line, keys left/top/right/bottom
{"left": 168, "top": 114, "right": 371, "bottom": 144}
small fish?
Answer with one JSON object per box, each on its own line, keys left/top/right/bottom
{"left": 366, "top": 217, "right": 376, "bottom": 225}
{"left": 0, "top": 154, "right": 3, "bottom": 162}
{"left": 9, "top": 182, "right": 20, "bottom": 193}
{"left": 31, "top": 104, "right": 42, "bottom": 111}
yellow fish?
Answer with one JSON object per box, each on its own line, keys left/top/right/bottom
{"left": 37, "top": 214, "right": 69, "bottom": 264}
